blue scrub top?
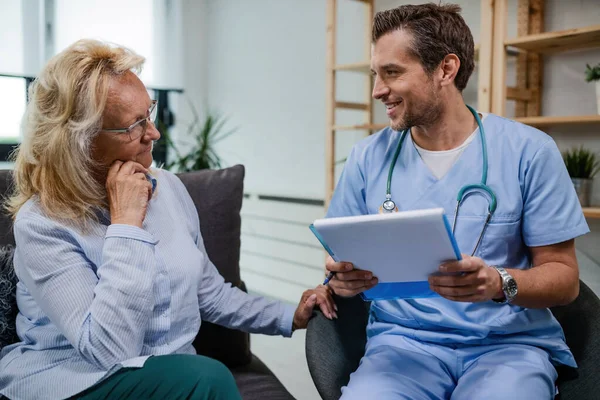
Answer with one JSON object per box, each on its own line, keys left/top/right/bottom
{"left": 326, "top": 113, "right": 590, "bottom": 368}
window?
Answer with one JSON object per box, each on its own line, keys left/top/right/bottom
{"left": 0, "top": 77, "right": 26, "bottom": 143}
{"left": 0, "top": 0, "right": 24, "bottom": 75}
{"left": 0, "top": 0, "right": 181, "bottom": 165}
{"left": 54, "top": 0, "right": 155, "bottom": 84}
{"left": 0, "top": 0, "right": 26, "bottom": 143}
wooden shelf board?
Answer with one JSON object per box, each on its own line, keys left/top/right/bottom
{"left": 515, "top": 115, "right": 600, "bottom": 126}
{"left": 333, "top": 123, "right": 387, "bottom": 131}
{"left": 505, "top": 24, "right": 600, "bottom": 53}
{"left": 335, "top": 101, "right": 369, "bottom": 111}
{"left": 583, "top": 207, "right": 600, "bottom": 219}
{"left": 475, "top": 44, "right": 520, "bottom": 59}
{"left": 334, "top": 62, "right": 370, "bottom": 73}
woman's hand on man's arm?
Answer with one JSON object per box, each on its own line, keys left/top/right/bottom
{"left": 292, "top": 284, "right": 337, "bottom": 331}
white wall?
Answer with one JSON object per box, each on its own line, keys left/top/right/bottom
{"left": 199, "top": 0, "right": 329, "bottom": 301}
{"left": 181, "top": 0, "right": 600, "bottom": 304}
{"left": 203, "top": 0, "right": 328, "bottom": 200}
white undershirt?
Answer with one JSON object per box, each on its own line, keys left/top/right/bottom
{"left": 413, "top": 113, "right": 488, "bottom": 180}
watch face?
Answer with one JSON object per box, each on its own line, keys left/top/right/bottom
{"left": 506, "top": 278, "right": 518, "bottom": 297}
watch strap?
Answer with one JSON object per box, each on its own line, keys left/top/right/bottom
{"left": 492, "top": 266, "right": 514, "bottom": 304}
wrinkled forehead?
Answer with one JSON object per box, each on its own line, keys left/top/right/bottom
{"left": 104, "top": 71, "right": 151, "bottom": 125}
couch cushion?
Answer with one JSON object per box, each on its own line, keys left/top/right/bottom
{"left": 0, "top": 170, "right": 15, "bottom": 247}
{"left": 176, "top": 165, "right": 252, "bottom": 368}
{"left": 0, "top": 245, "right": 18, "bottom": 349}
{"left": 176, "top": 166, "right": 244, "bottom": 286}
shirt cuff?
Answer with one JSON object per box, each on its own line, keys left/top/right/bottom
{"left": 279, "top": 303, "right": 296, "bottom": 338}
{"left": 105, "top": 224, "right": 158, "bottom": 245}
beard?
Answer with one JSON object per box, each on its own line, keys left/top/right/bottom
{"left": 390, "top": 85, "right": 443, "bottom": 131}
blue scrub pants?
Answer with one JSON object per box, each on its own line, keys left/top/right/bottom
{"left": 340, "top": 334, "right": 558, "bottom": 400}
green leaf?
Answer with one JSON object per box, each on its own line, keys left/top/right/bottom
{"left": 563, "top": 146, "right": 599, "bottom": 178}
{"left": 213, "top": 128, "right": 238, "bottom": 144}
{"left": 160, "top": 99, "right": 239, "bottom": 172}
{"left": 584, "top": 62, "right": 600, "bottom": 82}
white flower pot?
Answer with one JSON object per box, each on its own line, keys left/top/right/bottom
{"left": 572, "top": 177, "right": 593, "bottom": 207}
{"left": 597, "top": 80, "right": 600, "bottom": 115}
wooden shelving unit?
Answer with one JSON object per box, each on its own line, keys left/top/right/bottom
{"left": 333, "top": 123, "right": 387, "bottom": 131}
{"left": 333, "top": 62, "right": 370, "bottom": 73}
{"left": 583, "top": 208, "right": 600, "bottom": 219}
{"left": 515, "top": 115, "right": 600, "bottom": 126}
{"left": 492, "top": 1, "right": 600, "bottom": 124}
{"left": 505, "top": 24, "right": 600, "bottom": 54}
{"left": 325, "top": 0, "right": 375, "bottom": 208}
{"left": 489, "top": 0, "right": 600, "bottom": 218}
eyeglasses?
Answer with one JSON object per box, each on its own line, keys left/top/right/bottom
{"left": 101, "top": 99, "right": 158, "bottom": 141}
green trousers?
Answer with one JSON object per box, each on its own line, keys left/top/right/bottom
{"left": 70, "top": 354, "right": 243, "bottom": 400}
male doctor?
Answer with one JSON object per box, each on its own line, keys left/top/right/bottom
{"left": 325, "top": 3, "right": 590, "bottom": 399}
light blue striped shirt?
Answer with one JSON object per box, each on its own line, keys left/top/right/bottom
{"left": 0, "top": 169, "right": 295, "bottom": 400}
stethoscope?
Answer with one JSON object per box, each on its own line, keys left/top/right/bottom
{"left": 380, "top": 105, "right": 497, "bottom": 256}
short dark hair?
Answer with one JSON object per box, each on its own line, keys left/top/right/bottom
{"left": 372, "top": 2, "right": 475, "bottom": 91}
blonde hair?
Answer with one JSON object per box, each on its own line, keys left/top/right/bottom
{"left": 5, "top": 39, "right": 145, "bottom": 229}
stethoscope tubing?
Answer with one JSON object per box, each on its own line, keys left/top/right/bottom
{"left": 381, "top": 105, "right": 497, "bottom": 255}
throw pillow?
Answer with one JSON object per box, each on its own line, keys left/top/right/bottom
{"left": 0, "top": 245, "right": 18, "bottom": 349}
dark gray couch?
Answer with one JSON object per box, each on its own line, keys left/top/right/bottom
{"left": 0, "top": 166, "right": 294, "bottom": 400}
{"left": 306, "top": 286, "right": 600, "bottom": 400}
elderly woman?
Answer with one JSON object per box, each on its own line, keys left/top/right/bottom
{"left": 0, "top": 39, "right": 335, "bottom": 400}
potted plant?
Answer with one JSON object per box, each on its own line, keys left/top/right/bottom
{"left": 562, "top": 146, "right": 599, "bottom": 207}
{"left": 584, "top": 63, "right": 600, "bottom": 114}
{"left": 161, "top": 101, "right": 237, "bottom": 172}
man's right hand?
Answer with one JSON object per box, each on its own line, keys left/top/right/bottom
{"left": 106, "top": 160, "right": 153, "bottom": 228}
{"left": 325, "top": 256, "right": 378, "bottom": 297}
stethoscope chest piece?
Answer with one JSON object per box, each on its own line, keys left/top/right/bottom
{"left": 379, "top": 195, "right": 398, "bottom": 213}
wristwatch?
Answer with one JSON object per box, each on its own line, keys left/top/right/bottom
{"left": 491, "top": 266, "right": 518, "bottom": 304}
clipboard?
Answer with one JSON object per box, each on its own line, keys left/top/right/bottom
{"left": 309, "top": 208, "right": 462, "bottom": 301}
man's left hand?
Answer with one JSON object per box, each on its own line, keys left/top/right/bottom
{"left": 428, "top": 255, "right": 503, "bottom": 302}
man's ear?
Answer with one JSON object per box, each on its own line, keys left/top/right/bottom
{"left": 438, "top": 54, "right": 460, "bottom": 88}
